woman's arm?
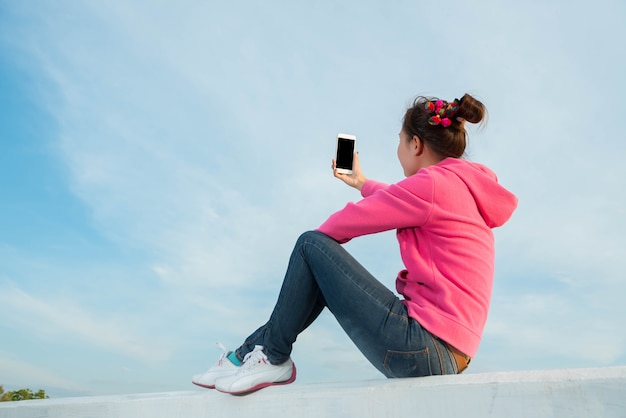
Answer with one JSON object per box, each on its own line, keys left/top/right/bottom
{"left": 318, "top": 171, "right": 434, "bottom": 243}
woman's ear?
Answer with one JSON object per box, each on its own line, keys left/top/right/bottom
{"left": 413, "top": 135, "right": 424, "bottom": 156}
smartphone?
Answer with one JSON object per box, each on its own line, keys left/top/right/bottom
{"left": 335, "top": 133, "right": 356, "bottom": 174}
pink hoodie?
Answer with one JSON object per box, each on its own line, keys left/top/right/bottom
{"left": 317, "top": 158, "right": 518, "bottom": 357}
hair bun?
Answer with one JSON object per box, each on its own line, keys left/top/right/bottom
{"left": 456, "top": 94, "right": 487, "bottom": 125}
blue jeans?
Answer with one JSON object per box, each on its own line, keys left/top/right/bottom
{"left": 235, "top": 231, "right": 460, "bottom": 377}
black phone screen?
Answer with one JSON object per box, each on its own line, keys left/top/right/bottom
{"left": 336, "top": 138, "right": 355, "bottom": 170}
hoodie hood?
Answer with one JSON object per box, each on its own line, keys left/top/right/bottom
{"left": 437, "top": 158, "right": 518, "bottom": 228}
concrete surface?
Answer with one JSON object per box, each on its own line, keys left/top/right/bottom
{"left": 1, "top": 366, "right": 624, "bottom": 418}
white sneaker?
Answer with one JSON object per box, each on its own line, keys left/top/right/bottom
{"left": 192, "top": 343, "right": 240, "bottom": 389}
{"left": 215, "top": 345, "right": 296, "bottom": 395}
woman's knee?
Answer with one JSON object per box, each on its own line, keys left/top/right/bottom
{"left": 297, "top": 230, "right": 332, "bottom": 246}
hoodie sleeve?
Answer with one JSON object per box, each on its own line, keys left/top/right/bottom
{"left": 317, "top": 174, "right": 435, "bottom": 243}
{"left": 360, "top": 180, "right": 389, "bottom": 197}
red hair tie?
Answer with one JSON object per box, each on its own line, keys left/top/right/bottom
{"left": 425, "top": 98, "right": 460, "bottom": 127}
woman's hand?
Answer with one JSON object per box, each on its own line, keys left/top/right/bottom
{"left": 332, "top": 152, "right": 368, "bottom": 191}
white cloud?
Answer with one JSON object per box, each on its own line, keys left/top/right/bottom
{"left": 484, "top": 289, "right": 625, "bottom": 369}
{"left": 0, "top": 352, "right": 84, "bottom": 394}
{"left": 0, "top": 283, "right": 171, "bottom": 363}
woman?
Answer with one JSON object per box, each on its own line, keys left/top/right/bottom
{"left": 192, "top": 94, "right": 518, "bottom": 395}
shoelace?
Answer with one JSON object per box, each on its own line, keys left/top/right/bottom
{"left": 214, "top": 342, "right": 229, "bottom": 366}
{"left": 240, "top": 346, "right": 268, "bottom": 371}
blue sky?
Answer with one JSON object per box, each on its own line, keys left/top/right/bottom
{"left": 1, "top": 1, "right": 625, "bottom": 398}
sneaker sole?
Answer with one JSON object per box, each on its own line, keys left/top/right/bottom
{"left": 218, "top": 363, "right": 297, "bottom": 396}
{"left": 192, "top": 381, "right": 216, "bottom": 389}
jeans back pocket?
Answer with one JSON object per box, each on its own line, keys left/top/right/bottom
{"left": 383, "top": 348, "right": 433, "bottom": 378}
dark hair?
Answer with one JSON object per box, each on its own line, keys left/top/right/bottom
{"left": 401, "top": 93, "right": 487, "bottom": 158}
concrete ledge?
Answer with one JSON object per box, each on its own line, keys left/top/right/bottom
{"left": 1, "top": 367, "right": 624, "bottom": 418}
